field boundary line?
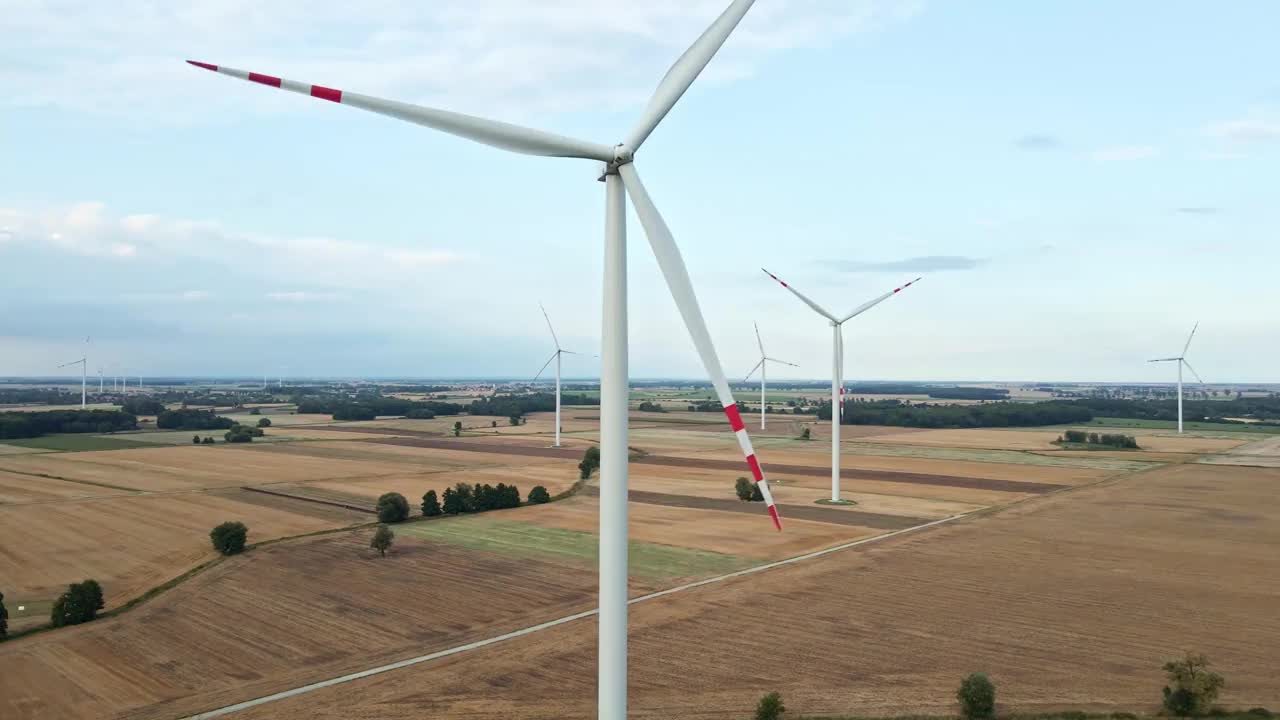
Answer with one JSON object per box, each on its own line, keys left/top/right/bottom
{"left": 175, "top": 512, "right": 968, "bottom": 720}
{"left": 240, "top": 485, "right": 375, "bottom": 514}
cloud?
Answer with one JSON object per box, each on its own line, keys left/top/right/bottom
{"left": 1014, "top": 134, "right": 1061, "bottom": 150}
{"left": 1174, "top": 207, "right": 1221, "bottom": 215}
{"left": 1206, "top": 116, "right": 1280, "bottom": 144}
{"left": 0, "top": 202, "right": 460, "bottom": 289}
{"left": 1089, "top": 145, "right": 1159, "bottom": 162}
{"left": 1, "top": 1, "right": 921, "bottom": 123}
{"left": 830, "top": 255, "right": 986, "bottom": 273}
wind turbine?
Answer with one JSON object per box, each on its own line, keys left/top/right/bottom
{"left": 534, "top": 304, "right": 578, "bottom": 448}
{"left": 1149, "top": 322, "right": 1203, "bottom": 434}
{"left": 187, "top": 3, "right": 781, "bottom": 715}
{"left": 744, "top": 322, "right": 798, "bottom": 430}
{"left": 59, "top": 337, "right": 89, "bottom": 408}
{"left": 763, "top": 270, "right": 921, "bottom": 502}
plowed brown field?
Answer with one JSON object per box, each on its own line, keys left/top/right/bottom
{"left": 221, "top": 463, "right": 1280, "bottom": 720}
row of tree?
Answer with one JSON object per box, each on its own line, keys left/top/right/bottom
{"left": 376, "top": 482, "right": 553, "bottom": 523}
{"left": 818, "top": 399, "right": 1095, "bottom": 428}
{"left": 1061, "top": 430, "right": 1140, "bottom": 449}
{"left": 0, "top": 409, "right": 137, "bottom": 439}
{"left": 297, "top": 395, "right": 464, "bottom": 420}
{"left": 157, "top": 408, "right": 236, "bottom": 430}
{"left": 467, "top": 392, "right": 597, "bottom": 419}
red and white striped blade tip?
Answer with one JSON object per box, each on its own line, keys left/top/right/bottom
{"left": 187, "top": 60, "right": 217, "bottom": 71}
{"left": 724, "top": 404, "right": 783, "bottom": 532}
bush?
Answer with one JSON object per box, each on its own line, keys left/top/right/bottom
{"left": 376, "top": 492, "right": 410, "bottom": 523}
{"left": 509, "top": 414, "right": 522, "bottom": 426}
{"left": 421, "top": 490, "right": 441, "bottom": 517}
{"left": 800, "top": 427, "right": 811, "bottom": 440}
{"left": 249, "top": 407, "right": 261, "bottom": 415}
{"left": 579, "top": 446, "right": 601, "bottom": 480}
{"left": 50, "top": 580, "right": 105, "bottom": 627}
{"left": 528, "top": 485, "right": 551, "bottom": 504}
{"left": 735, "top": 476, "right": 754, "bottom": 500}
{"left": 202, "top": 436, "right": 215, "bottom": 444}
{"left": 1162, "top": 653, "right": 1224, "bottom": 716}
{"left": 370, "top": 525, "right": 394, "bottom": 557}
{"left": 1063, "top": 429, "right": 1089, "bottom": 443}
{"left": 209, "top": 521, "right": 248, "bottom": 555}
{"left": 755, "top": 691, "right": 785, "bottom": 720}
{"left": 453, "top": 421, "right": 463, "bottom": 437}
{"left": 224, "top": 424, "right": 256, "bottom": 443}
{"left": 257, "top": 417, "right": 272, "bottom": 428}
{"left": 192, "top": 434, "right": 201, "bottom": 444}
{"left": 957, "top": 672, "right": 996, "bottom": 720}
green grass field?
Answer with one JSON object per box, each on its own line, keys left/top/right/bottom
{"left": 1085, "top": 417, "right": 1280, "bottom": 435}
{"left": 401, "top": 515, "right": 754, "bottom": 580}
{"left": 845, "top": 441, "right": 1160, "bottom": 472}
{"left": 0, "top": 435, "right": 158, "bottom": 452}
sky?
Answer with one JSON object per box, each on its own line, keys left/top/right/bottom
{"left": 2, "top": 0, "right": 1278, "bottom": 383}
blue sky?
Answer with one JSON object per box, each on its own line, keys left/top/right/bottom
{"left": 2, "top": 1, "right": 1277, "bottom": 382}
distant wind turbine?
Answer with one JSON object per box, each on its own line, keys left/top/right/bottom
{"left": 59, "top": 337, "right": 90, "bottom": 408}
{"left": 744, "top": 322, "right": 797, "bottom": 430}
{"left": 1149, "top": 322, "right": 1203, "bottom": 434}
{"left": 534, "top": 303, "right": 579, "bottom": 448}
{"left": 763, "top": 270, "right": 921, "bottom": 502}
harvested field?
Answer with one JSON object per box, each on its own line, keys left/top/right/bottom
{"left": 0, "top": 490, "right": 364, "bottom": 607}
{"left": 231, "top": 463, "right": 1280, "bottom": 719}
{"left": 870, "top": 427, "right": 1247, "bottom": 454}
{"left": 846, "top": 441, "right": 1164, "bottom": 471}
{"left": 0, "top": 443, "right": 55, "bottom": 455}
{"left": 1198, "top": 435, "right": 1280, "bottom": 467}
{"left": 0, "top": 435, "right": 157, "bottom": 452}
{"left": 0, "top": 530, "right": 614, "bottom": 720}
{"left": 0, "top": 470, "right": 132, "bottom": 504}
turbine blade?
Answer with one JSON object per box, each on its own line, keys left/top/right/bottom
{"left": 1148, "top": 357, "right": 1181, "bottom": 362}
{"left": 760, "top": 268, "right": 837, "bottom": 322}
{"left": 754, "top": 321, "right": 765, "bottom": 357}
{"left": 623, "top": 0, "right": 756, "bottom": 151}
{"left": 840, "top": 277, "right": 923, "bottom": 323}
{"left": 619, "top": 163, "right": 780, "bottom": 530}
{"left": 766, "top": 357, "right": 800, "bottom": 368}
{"left": 1182, "top": 359, "right": 1205, "bottom": 384}
{"left": 745, "top": 359, "right": 764, "bottom": 382}
{"left": 1182, "top": 321, "right": 1199, "bottom": 356}
{"left": 539, "top": 302, "right": 562, "bottom": 350}
{"left": 532, "top": 351, "right": 558, "bottom": 382}
{"left": 185, "top": 61, "right": 615, "bottom": 161}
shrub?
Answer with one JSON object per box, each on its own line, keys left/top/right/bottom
{"left": 370, "top": 525, "right": 394, "bottom": 557}
{"left": 209, "top": 521, "right": 248, "bottom": 555}
{"left": 956, "top": 672, "right": 996, "bottom": 720}
{"left": 1063, "top": 429, "right": 1089, "bottom": 443}
{"left": 528, "top": 485, "right": 551, "bottom": 504}
{"left": 800, "top": 427, "right": 811, "bottom": 440}
{"left": 50, "top": 580, "right": 105, "bottom": 627}
{"left": 453, "top": 421, "right": 463, "bottom": 437}
{"left": 202, "top": 436, "right": 215, "bottom": 444}
{"left": 257, "top": 417, "right": 271, "bottom": 428}
{"left": 376, "top": 492, "right": 410, "bottom": 523}
{"left": 192, "top": 434, "right": 201, "bottom": 444}
{"left": 579, "top": 446, "right": 601, "bottom": 480}
{"left": 1162, "top": 653, "right": 1224, "bottom": 716}
{"left": 421, "top": 490, "right": 441, "bottom": 517}
{"left": 755, "top": 691, "right": 785, "bottom": 720}
{"left": 735, "top": 477, "right": 755, "bottom": 501}
{"left": 509, "top": 414, "right": 522, "bottom": 426}
{"left": 224, "top": 425, "right": 255, "bottom": 443}
{"left": 249, "top": 407, "right": 261, "bottom": 415}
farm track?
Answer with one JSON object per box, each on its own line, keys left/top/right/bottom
{"left": 359, "top": 436, "right": 1064, "bottom": 494}
{"left": 240, "top": 486, "right": 376, "bottom": 514}
{"left": 581, "top": 486, "right": 925, "bottom": 529}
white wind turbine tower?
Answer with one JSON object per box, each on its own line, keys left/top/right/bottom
{"left": 744, "top": 322, "right": 798, "bottom": 430}
{"left": 534, "top": 304, "right": 578, "bottom": 448}
{"left": 1149, "top": 322, "right": 1203, "bottom": 434}
{"left": 187, "top": 3, "right": 782, "bottom": 715}
{"left": 58, "top": 337, "right": 90, "bottom": 408}
{"left": 763, "top": 270, "right": 921, "bottom": 503}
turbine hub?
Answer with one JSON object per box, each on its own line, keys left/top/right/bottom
{"left": 597, "top": 143, "right": 635, "bottom": 181}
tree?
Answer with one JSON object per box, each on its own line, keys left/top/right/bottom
{"left": 202, "top": 436, "right": 215, "bottom": 444}
{"left": 257, "top": 417, "right": 271, "bottom": 428}
{"left": 50, "top": 580, "right": 105, "bottom": 627}
{"left": 421, "top": 490, "right": 441, "bottom": 517}
{"left": 755, "top": 691, "right": 785, "bottom": 720}
{"left": 453, "top": 421, "right": 463, "bottom": 437}
{"left": 370, "top": 525, "right": 394, "bottom": 557}
{"left": 249, "top": 407, "right": 261, "bottom": 415}
{"left": 0, "top": 590, "right": 7, "bottom": 639}
{"left": 224, "top": 424, "right": 255, "bottom": 443}
{"left": 376, "top": 492, "right": 410, "bottom": 523}
{"left": 491, "top": 420, "right": 497, "bottom": 428}
{"left": 579, "top": 445, "right": 601, "bottom": 479}
{"left": 453, "top": 482, "right": 477, "bottom": 512}
{"left": 528, "top": 485, "right": 551, "bottom": 504}
{"left": 735, "top": 477, "right": 755, "bottom": 501}
{"left": 956, "top": 673, "right": 996, "bottom": 720}
{"left": 209, "top": 521, "right": 249, "bottom": 555}
{"left": 192, "top": 434, "right": 201, "bottom": 444}
{"left": 509, "top": 414, "right": 522, "bottom": 426}
{"left": 1162, "top": 653, "right": 1224, "bottom": 716}
{"left": 800, "top": 427, "right": 811, "bottom": 440}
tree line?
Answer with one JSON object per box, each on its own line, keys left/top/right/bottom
{"left": 157, "top": 409, "right": 237, "bottom": 430}
{"left": 0, "top": 409, "right": 137, "bottom": 439}
{"left": 1060, "top": 429, "right": 1140, "bottom": 449}
{"left": 818, "top": 399, "right": 1094, "bottom": 428}
{"left": 467, "top": 392, "right": 597, "bottom": 419}
{"left": 296, "top": 395, "right": 464, "bottom": 420}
